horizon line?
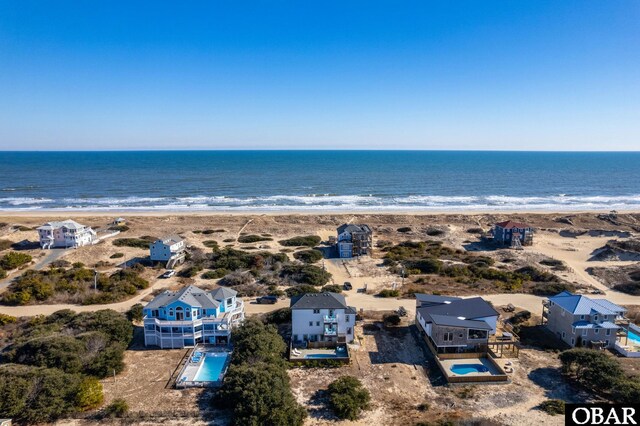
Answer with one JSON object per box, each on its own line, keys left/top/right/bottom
{"left": 1, "top": 148, "right": 640, "bottom": 153}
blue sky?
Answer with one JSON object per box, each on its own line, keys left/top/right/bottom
{"left": 0, "top": 1, "right": 638, "bottom": 151}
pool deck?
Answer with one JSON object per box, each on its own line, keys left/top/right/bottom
{"left": 289, "top": 346, "right": 350, "bottom": 363}
{"left": 436, "top": 355, "right": 509, "bottom": 384}
{"left": 175, "top": 345, "right": 231, "bottom": 388}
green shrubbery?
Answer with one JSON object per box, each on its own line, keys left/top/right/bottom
{"left": 377, "top": 289, "right": 400, "bottom": 298}
{"left": 238, "top": 234, "right": 273, "bottom": 243}
{"left": 397, "top": 227, "right": 412, "bottom": 233}
{"left": 126, "top": 303, "right": 144, "bottom": 322}
{"left": 0, "top": 251, "right": 32, "bottom": 270}
{"left": 1, "top": 266, "right": 149, "bottom": 305}
{"left": 285, "top": 285, "right": 320, "bottom": 298}
{"left": 112, "top": 236, "right": 156, "bottom": 249}
{"left": 203, "top": 240, "right": 219, "bottom": 249}
{"left": 201, "top": 269, "right": 229, "bottom": 279}
{"left": 280, "top": 264, "right": 331, "bottom": 286}
{"left": 102, "top": 398, "right": 129, "bottom": 418}
{"left": 293, "top": 249, "right": 324, "bottom": 264}
{"left": 279, "top": 235, "right": 321, "bottom": 247}
{"left": 0, "top": 313, "right": 16, "bottom": 325}
{"left": 109, "top": 252, "right": 125, "bottom": 259}
{"left": 219, "top": 319, "right": 306, "bottom": 425}
{"left": 263, "top": 307, "right": 292, "bottom": 325}
{"left": 538, "top": 399, "right": 565, "bottom": 415}
{"left": 109, "top": 225, "right": 130, "bottom": 232}
{"left": 0, "top": 310, "right": 133, "bottom": 424}
{"left": 327, "top": 376, "right": 370, "bottom": 420}
{"left": 321, "top": 284, "right": 342, "bottom": 293}
{"left": 179, "top": 265, "right": 203, "bottom": 278}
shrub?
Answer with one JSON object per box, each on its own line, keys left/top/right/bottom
{"left": 280, "top": 264, "right": 331, "bottom": 286}
{"left": 238, "top": 234, "right": 273, "bottom": 243}
{"left": 202, "top": 269, "right": 229, "bottom": 279}
{"left": 109, "top": 225, "right": 129, "bottom": 232}
{"left": 103, "top": 398, "right": 129, "bottom": 418}
{"left": 110, "top": 252, "right": 125, "bottom": 259}
{"left": 263, "top": 308, "right": 292, "bottom": 325}
{"left": 219, "top": 271, "right": 254, "bottom": 286}
{"left": 179, "top": 265, "right": 203, "bottom": 278}
{"left": 0, "top": 269, "right": 5, "bottom": 279}
{"left": 0, "top": 313, "right": 17, "bottom": 325}
{"left": 538, "top": 399, "right": 565, "bottom": 416}
{"left": 72, "top": 262, "right": 85, "bottom": 268}
{"left": 279, "top": 235, "right": 321, "bottom": 247}
{"left": 203, "top": 240, "right": 219, "bottom": 249}
{"left": 0, "top": 251, "right": 32, "bottom": 270}
{"left": 327, "top": 376, "right": 371, "bottom": 420}
{"left": 112, "top": 236, "right": 156, "bottom": 249}
{"left": 397, "top": 227, "right": 412, "bottom": 233}
{"left": 377, "top": 289, "right": 400, "bottom": 298}
{"left": 286, "top": 285, "right": 320, "bottom": 298}
{"left": 531, "top": 282, "right": 575, "bottom": 296}
{"left": 509, "top": 310, "right": 531, "bottom": 325}
{"left": 223, "top": 238, "right": 235, "bottom": 242}
{"left": 425, "top": 228, "right": 445, "bottom": 236}
{"left": 293, "top": 249, "right": 324, "bottom": 264}
{"left": 466, "top": 227, "right": 483, "bottom": 234}
{"left": 76, "top": 377, "right": 104, "bottom": 410}
{"left": 383, "top": 313, "right": 401, "bottom": 326}
{"left": 126, "top": 303, "right": 144, "bottom": 322}
{"left": 560, "top": 348, "right": 624, "bottom": 392}
{"left": 321, "top": 284, "right": 342, "bottom": 293}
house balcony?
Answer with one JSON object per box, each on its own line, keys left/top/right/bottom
{"left": 324, "top": 327, "right": 337, "bottom": 336}
{"left": 323, "top": 315, "right": 338, "bottom": 323}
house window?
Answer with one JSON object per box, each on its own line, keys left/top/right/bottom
{"left": 313, "top": 309, "right": 320, "bottom": 314}
{"left": 345, "top": 315, "right": 350, "bottom": 322}
{"left": 580, "top": 315, "right": 585, "bottom": 320}
{"left": 582, "top": 329, "right": 587, "bottom": 336}
{"left": 309, "top": 321, "right": 313, "bottom": 326}
{"left": 443, "top": 332, "right": 454, "bottom": 342}
{"left": 571, "top": 338, "right": 575, "bottom": 345}
{"left": 594, "top": 315, "right": 599, "bottom": 321}
{"left": 572, "top": 327, "right": 576, "bottom": 334}
{"left": 347, "top": 327, "right": 352, "bottom": 334}
{"left": 316, "top": 321, "right": 320, "bottom": 326}
{"left": 606, "top": 329, "right": 611, "bottom": 336}
{"left": 595, "top": 329, "right": 599, "bottom": 334}
{"left": 562, "top": 332, "right": 566, "bottom": 338}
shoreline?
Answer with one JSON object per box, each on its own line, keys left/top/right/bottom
{"left": 0, "top": 208, "right": 638, "bottom": 218}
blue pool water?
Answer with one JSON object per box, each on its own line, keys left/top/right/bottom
{"left": 305, "top": 353, "right": 339, "bottom": 359}
{"left": 627, "top": 330, "right": 640, "bottom": 345}
{"left": 194, "top": 353, "right": 229, "bottom": 382}
{"left": 450, "top": 364, "right": 489, "bottom": 375}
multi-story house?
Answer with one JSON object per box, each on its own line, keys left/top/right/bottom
{"left": 415, "top": 294, "right": 499, "bottom": 354}
{"left": 143, "top": 285, "right": 244, "bottom": 349}
{"left": 336, "top": 224, "right": 372, "bottom": 258}
{"left": 291, "top": 292, "right": 356, "bottom": 345}
{"left": 149, "top": 235, "right": 186, "bottom": 267}
{"left": 543, "top": 291, "right": 625, "bottom": 348}
{"left": 37, "top": 219, "right": 97, "bottom": 249}
{"left": 492, "top": 220, "right": 534, "bottom": 247}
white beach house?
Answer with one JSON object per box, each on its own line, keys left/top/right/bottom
{"left": 143, "top": 285, "right": 245, "bottom": 348}
{"left": 149, "top": 235, "right": 186, "bottom": 266}
{"left": 291, "top": 292, "right": 356, "bottom": 345}
{"left": 37, "top": 219, "right": 97, "bottom": 249}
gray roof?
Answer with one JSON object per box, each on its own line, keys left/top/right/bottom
{"left": 416, "top": 296, "right": 498, "bottom": 330}
{"left": 144, "top": 285, "right": 221, "bottom": 310}
{"left": 291, "top": 292, "right": 350, "bottom": 310}
{"left": 337, "top": 224, "right": 372, "bottom": 235}
{"left": 548, "top": 291, "right": 626, "bottom": 316}
{"left": 415, "top": 294, "right": 462, "bottom": 307}
{"left": 421, "top": 312, "right": 493, "bottom": 330}
{"left": 37, "top": 219, "right": 87, "bottom": 231}
{"left": 210, "top": 286, "right": 238, "bottom": 300}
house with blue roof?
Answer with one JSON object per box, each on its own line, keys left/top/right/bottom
{"left": 543, "top": 291, "right": 626, "bottom": 349}
{"left": 143, "top": 285, "right": 245, "bottom": 349}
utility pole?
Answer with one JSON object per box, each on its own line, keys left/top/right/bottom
{"left": 94, "top": 269, "right": 98, "bottom": 292}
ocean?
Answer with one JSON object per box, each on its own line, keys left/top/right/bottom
{"left": 1, "top": 150, "right": 639, "bottom": 212}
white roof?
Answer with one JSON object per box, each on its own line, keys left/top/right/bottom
{"left": 37, "top": 219, "right": 87, "bottom": 230}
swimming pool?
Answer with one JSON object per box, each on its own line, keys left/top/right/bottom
{"left": 628, "top": 330, "right": 640, "bottom": 345}
{"left": 450, "top": 364, "right": 489, "bottom": 375}
{"left": 305, "top": 353, "right": 340, "bottom": 359}
{"left": 194, "top": 352, "right": 229, "bottom": 382}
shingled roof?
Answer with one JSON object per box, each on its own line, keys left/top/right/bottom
{"left": 494, "top": 220, "right": 532, "bottom": 230}
{"left": 291, "top": 292, "right": 350, "bottom": 310}
{"left": 415, "top": 294, "right": 498, "bottom": 330}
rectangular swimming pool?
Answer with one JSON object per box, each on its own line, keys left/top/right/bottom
{"left": 194, "top": 352, "right": 229, "bottom": 382}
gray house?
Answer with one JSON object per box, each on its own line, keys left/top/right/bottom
{"left": 336, "top": 224, "right": 372, "bottom": 258}
{"left": 492, "top": 220, "right": 533, "bottom": 247}
{"left": 149, "top": 235, "right": 186, "bottom": 267}
{"left": 414, "top": 294, "right": 499, "bottom": 354}
{"left": 543, "top": 291, "right": 625, "bottom": 349}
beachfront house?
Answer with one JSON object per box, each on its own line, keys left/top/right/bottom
{"left": 336, "top": 224, "right": 372, "bottom": 258}
{"left": 492, "top": 220, "right": 533, "bottom": 248}
{"left": 37, "top": 219, "right": 97, "bottom": 249}
{"left": 150, "top": 235, "right": 186, "bottom": 267}
{"left": 291, "top": 292, "right": 357, "bottom": 346}
{"left": 414, "top": 294, "right": 499, "bottom": 354}
{"left": 143, "top": 285, "right": 245, "bottom": 348}
{"left": 542, "top": 291, "right": 625, "bottom": 349}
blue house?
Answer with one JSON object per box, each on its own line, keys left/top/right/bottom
{"left": 143, "top": 285, "right": 245, "bottom": 349}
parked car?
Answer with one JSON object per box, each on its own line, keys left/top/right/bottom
{"left": 343, "top": 281, "right": 353, "bottom": 290}
{"left": 257, "top": 295, "right": 278, "bottom": 304}
{"left": 161, "top": 269, "right": 176, "bottom": 279}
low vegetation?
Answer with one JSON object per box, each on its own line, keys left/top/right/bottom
{"left": 0, "top": 310, "right": 133, "bottom": 424}
{"left": 203, "top": 240, "right": 219, "bottom": 249}
{"left": 280, "top": 264, "right": 331, "bottom": 286}
{"left": 382, "top": 240, "right": 573, "bottom": 294}
{"left": 560, "top": 348, "right": 640, "bottom": 404}
{"left": 293, "top": 249, "right": 324, "bottom": 264}
{"left": 327, "top": 376, "right": 371, "bottom": 420}
{"left": 0, "top": 251, "right": 32, "bottom": 270}
{"left": 0, "top": 239, "right": 13, "bottom": 251}
{"left": 238, "top": 234, "right": 273, "bottom": 243}
{"left": 538, "top": 399, "right": 565, "bottom": 416}
{"left": 378, "top": 289, "right": 400, "bottom": 298}
{"left": 279, "top": 235, "right": 321, "bottom": 247}
{"left": 110, "top": 252, "right": 124, "bottom": 259}
{"left": 112, "top": 236, "right": 156, "bottom": 249}
{"left": 218, "top": 319, "right": 306, "bottom": 425}
{"left": 1, "top": 264, "right": 149, "bottom": 305}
